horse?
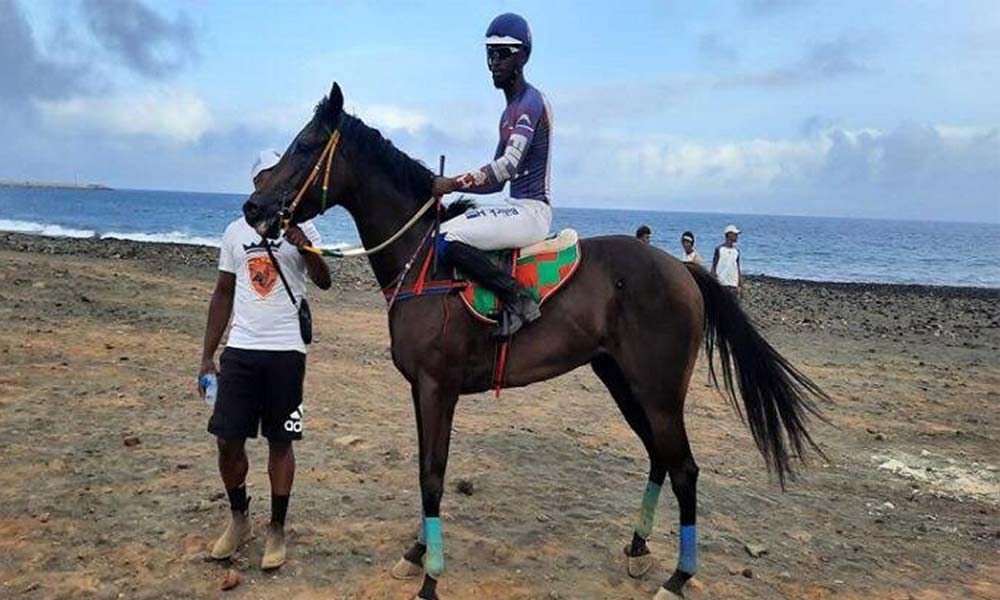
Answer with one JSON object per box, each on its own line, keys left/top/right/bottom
{"left": 242, "top": 82, "right": 827, "bottom": 599}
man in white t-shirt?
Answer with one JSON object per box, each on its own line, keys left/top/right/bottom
{"left": 197, "top": 150, "right": 331, "bottom": 570}
{"left": 711, "top": 224, "right": 742, "bottom": 297}
{"left": 680, "top": 231, "right": 702, "bottom": 266}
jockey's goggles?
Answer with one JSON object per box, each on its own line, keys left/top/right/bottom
{"left": 486, "top": 45, "right": 521, "bottom": 62}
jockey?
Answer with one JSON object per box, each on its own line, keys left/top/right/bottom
{"left": 432, "top": 12, "right": 553, "bottom": 338}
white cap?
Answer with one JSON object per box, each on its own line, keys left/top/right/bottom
{"left": 251, "top": 149, "right": 282, "bottom": 181}
{"left": 724, "top": 224, "right": 741, "bottom": 235}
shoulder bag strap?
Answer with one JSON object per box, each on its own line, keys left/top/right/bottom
{"left": 263, "top": 238, "right": 298, "bottom": 307}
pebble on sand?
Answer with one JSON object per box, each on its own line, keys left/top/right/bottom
{"left": 744, "top": 543, "right": 768, "bottom": 558}
{"left": 455, "top": 479, "right": 475, "bottom": 496}
{"left": 221, "top": 569, "right": 241, "bottom": 591}
{"left": 123, "top": 435, "right": 141, "bottom": 447}
{"left": 334, "top": 435, "right": 364, "bottom": 447}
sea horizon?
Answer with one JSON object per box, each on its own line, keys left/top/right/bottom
{"left": 2, "top": 186, "right": 999, "bottom": 288}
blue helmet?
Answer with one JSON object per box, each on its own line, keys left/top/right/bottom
{"left": 485, "top": 13, "right": 532, "bottom": 58}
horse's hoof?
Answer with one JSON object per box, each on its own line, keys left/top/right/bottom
{"left": 627, "top": 552, "right": 653, "bottom": 578}
{"left": 391, "top": 557, "right": 424, "bottom": 580}
{"left": 624, "top": 543, "right": 653, "bottom": 578}
{"left": 653, "top": 587, "right": 683, "bottom": 599}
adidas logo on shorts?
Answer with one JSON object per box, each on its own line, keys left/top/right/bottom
{"left": 284, "top": 404, "right": 303, "bottom": 433}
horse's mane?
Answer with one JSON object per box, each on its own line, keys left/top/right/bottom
{"left": 315, "top": 96, "right": 435, "bottom": 202}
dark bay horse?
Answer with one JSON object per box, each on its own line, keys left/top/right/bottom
{"left": 243, "top": 83, "right": 827, "bottom": 599}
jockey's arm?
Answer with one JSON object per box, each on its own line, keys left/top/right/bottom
{"left": 433, "top": 105, "right": 541, "bottom": 197}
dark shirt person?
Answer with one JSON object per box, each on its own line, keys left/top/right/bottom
{"left": 636, "top": 225, "right": 652, "bottom": 244}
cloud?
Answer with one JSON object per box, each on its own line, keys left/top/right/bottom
{"left": 39, "top": 88, "right": 212, "bottom": 143}
{"left": 82, "top": 0, "right": 197, "bottom": 77}
{"left": 743, "top": 0, "right": 810, "bottom": 18}
{"left": 0, "top": 0, "right": 90, "bottom": 103}
{"left": 555, "top": 123, "right": 1000, "bottom": 222}
{"left": 697, "top": 33, "right": 739, "bottom": 63}
{"left": 731, "top": 34, "right": 880, "bottom": 88}
{"left": 353, "top": 104, "right": 430, "bottom": 135}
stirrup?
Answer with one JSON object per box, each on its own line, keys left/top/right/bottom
{"left": 493, "top": 297, "right": 540, "bottom": 339}
{"left": 494, "top": 310, "right": 524, "bottom": 339}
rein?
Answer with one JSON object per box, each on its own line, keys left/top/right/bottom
{"left": 282, "top": 124, "right": 441, "bottom": 260}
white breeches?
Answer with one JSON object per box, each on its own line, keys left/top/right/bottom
{"left": 440, "top": 198, "right": 552, "bottom": 251}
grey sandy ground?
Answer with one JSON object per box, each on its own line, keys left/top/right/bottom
{"left": 0, "top": 233, "right": 997, "bottom": 599}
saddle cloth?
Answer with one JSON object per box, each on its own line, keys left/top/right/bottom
{"left": 457, "top": 229, "right": 582, "bottom": 323}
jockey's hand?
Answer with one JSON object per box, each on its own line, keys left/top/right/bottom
{"left": 283, "top": 225, "right": 312, "bottom": 251}
{"left": 432, "top": 176, "right": 461, "bottom": 197}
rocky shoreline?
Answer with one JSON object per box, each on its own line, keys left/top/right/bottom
{"left": 4, "top": 231, "right": 997, "bottom": 348}
{"left": 4, "top": 231, "right": 998, "bottom": 296}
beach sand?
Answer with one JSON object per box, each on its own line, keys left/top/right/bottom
{"left": 0, "top": 232, "right": 997, "bottom": 599}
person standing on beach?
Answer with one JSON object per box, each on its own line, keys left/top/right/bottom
{"left": 680, "top": 231, "right": 702, "bottom": 265}
{"left": 197, "top": 149, "right": 331, "bottom": 570}
{"left": 711, "top": 224, "right": 742, "bottom": 297}
{"left": 636, "top": 225, "right": 652, "bottom": 244}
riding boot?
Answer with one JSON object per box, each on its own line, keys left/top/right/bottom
{"left": 444, "top": 241, "right": 541, "bottom": 337}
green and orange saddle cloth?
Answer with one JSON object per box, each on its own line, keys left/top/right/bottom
{"left": 382, "top": 228, "right": 582, "bottom": 323}
{"left": 457, "top": 229, "right": 581, "bottom": 323}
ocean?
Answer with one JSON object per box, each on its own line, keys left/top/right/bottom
{"left": 2, "top": 186, "right": 998, "bottom": 288}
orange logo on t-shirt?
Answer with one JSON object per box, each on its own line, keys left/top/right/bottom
{"left": 247, "top": 255, "right": 278, "bottom": 297}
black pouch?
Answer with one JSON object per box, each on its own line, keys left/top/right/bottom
{"left": 264, "top": 239, "right": 313, "bottom": 345}
{"left": 297, "top": 297, "right": 313, "bottom": 344}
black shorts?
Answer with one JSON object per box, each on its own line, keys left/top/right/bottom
{"left": 208, "top": 348, "right": 306, "bottom": 442}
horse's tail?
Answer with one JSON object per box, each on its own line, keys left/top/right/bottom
{"left": 686, "top": 264, "right": 828, "bottom": 487}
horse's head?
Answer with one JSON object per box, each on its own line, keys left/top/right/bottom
{"left": 243, "top": 81, "right": 350, "bottom": 238}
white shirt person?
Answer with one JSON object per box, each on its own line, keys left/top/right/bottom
{"left": 711, "top": 225, "right": 742, "bottom": 295}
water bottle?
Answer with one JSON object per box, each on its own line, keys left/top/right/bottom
{"left": 199, "top": 373, "right": 218, "bottom": 407}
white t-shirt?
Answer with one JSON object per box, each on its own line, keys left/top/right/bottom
{"left": 681, "top": 249, "right": 703, "bottom": 265}
{"left": 219, "top": 218, "right": 321, "bottom": 353}
{"left": 712, "top": 244, "right": 741, "bottom": 287}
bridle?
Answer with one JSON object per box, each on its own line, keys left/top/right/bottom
{"left": 280, "top": 126, "right": 341, "bottom": 230}
{"left": 279, "top": 123, "right": 438, "bottom": 260}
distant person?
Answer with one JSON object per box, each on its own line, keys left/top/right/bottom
{"left": 197, "top": 149, "right": 331, "bottom": 570}
{"left": 711, "top": 224, "right": 742, "bottom": 297}
{"left": 636, "top": 225, "right": 652, "bottom": 244}
{"left": 680, "top": 231, "right": 702, "bottom": 265}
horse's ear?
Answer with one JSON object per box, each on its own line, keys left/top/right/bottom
{"left": 329, "top": 82, "right": 344, "bottom": 118}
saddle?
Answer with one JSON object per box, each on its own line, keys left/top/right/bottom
{"left": 456, "top": 229, "right": 582, "bottom": 324}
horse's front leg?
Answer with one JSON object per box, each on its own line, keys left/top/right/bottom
{"left": 392, "top": 383, "right": 431, "bottom": 581}
{"left": 407, "top": 374, "right": 460, "bottom": 600}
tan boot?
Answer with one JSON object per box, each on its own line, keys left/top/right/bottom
{"left": 261, "top": 523, "right": 286, "bottom": 570}
{"left": 210, "top": 510, "right": 252, "bottom": 560}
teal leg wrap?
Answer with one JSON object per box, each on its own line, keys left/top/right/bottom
{"left": 417, "top": 513, "right": 426, "bottom": 544}
{"left": 635, "top": 481, "right": 662, "bottom": 539}
{"left": 423, "top": 517, "right": 444, "bottom": 577}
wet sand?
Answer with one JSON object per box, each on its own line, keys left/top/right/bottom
{"left": 0, "top": 232, "right": 997, "bottom": 599}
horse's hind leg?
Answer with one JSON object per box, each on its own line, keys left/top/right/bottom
{"left": 592, "top": 354, "right": 700, "bottom": 599}
{"left": 655, "top": 422, "right": 699, "bottom": 599}
{"left": 591, "top": 355, "right": 664, "bottom": 578}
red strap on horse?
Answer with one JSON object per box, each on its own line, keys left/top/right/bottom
{"left": 494, "top": 341, "right": 509, "bottom": 398}
{"left": 413, "top": 237, "right": 436, "bottom": 296}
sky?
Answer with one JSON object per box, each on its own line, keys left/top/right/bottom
{"left": 2, "top": 0, "right": 998, "bottom": 222}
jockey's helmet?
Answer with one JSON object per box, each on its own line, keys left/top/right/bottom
{"left": 485, "top": 13, "right": 532, "bottom": 59}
